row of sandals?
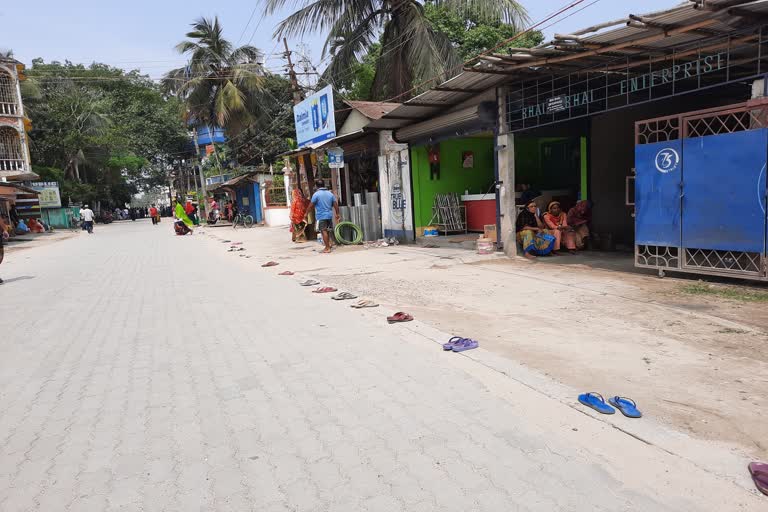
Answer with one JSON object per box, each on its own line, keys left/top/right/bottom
{"left": 215, "top": 235, "right": 768, "bottom": 496}
{"left": 216, "top": 237, "right": 480, "bottom": 347}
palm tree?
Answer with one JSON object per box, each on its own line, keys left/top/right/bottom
{"left": 164, "top": 17, "right": 265, "bottom": 132}
{"left": 265, "top": 0, "right": 529, "bottom": 100}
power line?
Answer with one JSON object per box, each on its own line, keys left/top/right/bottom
{"left": 236, "top": 3, "right": 261, "bottom": 45}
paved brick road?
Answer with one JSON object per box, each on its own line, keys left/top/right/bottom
{"left": 0, "top": 221, "right": 761, "bottom": 511}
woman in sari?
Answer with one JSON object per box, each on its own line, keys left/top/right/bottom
{"left": 543, "top": 201, "right": 576, "bottom": 253}
{"left": 567, "top": 200, "right": 591, "bottom": 250}
{"left": 289, "top": 188, "right": 311, "bottom": 242}
{"left": 516, "top": 201, "right": 555, "bottom": 259}
{"left": 173, "top": 199, "right": 194, "bottom": 235}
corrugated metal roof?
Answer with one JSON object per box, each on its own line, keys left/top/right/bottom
{"left": 369, "top": 0, "right": 768, "bottom": 131}
{"left": 345, "top": 101, "right": 401, "bottom": 120}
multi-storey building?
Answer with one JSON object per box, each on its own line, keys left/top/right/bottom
{"left": 0, "top": 55, "right": 31, "bottom": 178}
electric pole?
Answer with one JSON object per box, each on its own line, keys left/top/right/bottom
{"left": 283, "top": 38, "right": 304, "bottom": 106}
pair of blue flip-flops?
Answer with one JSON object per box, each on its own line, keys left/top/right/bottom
{"left": 578, "top": 392, "right": 642, "bottom": 418}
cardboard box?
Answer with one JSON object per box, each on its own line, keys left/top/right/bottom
{"left": 483, "top": 224, "right": 497, "bottom": 243}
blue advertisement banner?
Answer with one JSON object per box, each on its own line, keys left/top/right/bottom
{"left": 294, "top": 85, "right": 336, "bottom": 148}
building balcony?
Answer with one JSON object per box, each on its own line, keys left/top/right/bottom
{"left": 0, "top": 158, "right": 26, "bottom": 173}
{"left": 0, "top": 101, "right": 19, "bottom": 116}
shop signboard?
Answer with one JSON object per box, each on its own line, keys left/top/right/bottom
{"left": 30, "top": 181, "right": 62, "bottom": 208}
{"left": 506, "top": 28, "right": 766, "bottom": 132}
{"left": 327, "top": 147, "right": 344, "bottom": 168}
{"left": 294, "top": 85, "right": 336, "bottom": 148}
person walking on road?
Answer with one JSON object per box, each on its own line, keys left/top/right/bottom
{"left": 308, "top": 179, "right": 340, "bottom": 254}
{"left": 81, "top": 205, "right": 95, "bottom": 234}
{"left": 0, "top": 215, "right": 10, "bottom": 284}
{"left": 149, "top": 205, "right": 159, "bottom": 225}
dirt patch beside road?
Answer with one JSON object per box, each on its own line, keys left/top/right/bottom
{"left": 203, "top": 227, "right": 768, "bottom": 460}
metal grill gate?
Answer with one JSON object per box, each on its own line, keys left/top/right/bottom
{"left": 635, "top": 101, "right": 768, "bottom": 280}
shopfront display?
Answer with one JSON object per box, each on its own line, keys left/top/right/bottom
{"left": 410, "top": 135, "right": 496, "bottom": 235}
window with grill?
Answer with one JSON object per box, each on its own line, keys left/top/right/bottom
{"left": 0, "top": 71, "right": 17, "bottom": 115}
{"left": 0, "top": 127, "right": 23, "bottom": 160}
{"left": 264, "top": 179, "right": 288, "bottom": 206}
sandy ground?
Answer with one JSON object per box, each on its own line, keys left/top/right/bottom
{"left": 200, "top": 224, "right": 768, "bottom": 463}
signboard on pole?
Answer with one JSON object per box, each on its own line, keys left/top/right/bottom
{"left": 327, "top": 147, "right": 344, "bottom": 168}
{"left": 30, "top": 181, "right": 62, "bottom": 208}
{"left": 293, "top": 85, "right": 336, "bottom": 148}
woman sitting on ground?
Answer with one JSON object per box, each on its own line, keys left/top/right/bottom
{"left": 567, "top": 200, "right": 591, "bottom": 250}
{"left": 174, "top": 220, "right": 192, "bottom": 236}
{"left": 543, "top": 201, "right": 577, "bottom": 254}
{"left": 516, "top": 201, "right": 555, "bottom": 259}
{"left": 28, "top": 218, "right": 44, "bottom": 233}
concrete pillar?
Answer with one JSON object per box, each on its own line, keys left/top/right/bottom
{"left": 497, "top": 133, "right": 516, "bottom": 257}
{"left": 751, "top": 78, "right": 766, "bottom": 99}
{"left": 497, "top": 87, "right": 517, "bottom": 257}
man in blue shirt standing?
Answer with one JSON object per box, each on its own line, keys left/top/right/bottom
{"left": 309, "top": 179, "right": 340, "bottom": 253}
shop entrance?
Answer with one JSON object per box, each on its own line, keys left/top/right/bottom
{"left": 514, "top": 136, "right": 586, "bottom": 216}
{"left": 511, "top": 87, "right": 755, "bottom": 263}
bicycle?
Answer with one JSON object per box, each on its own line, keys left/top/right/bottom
{"left": 66, "top": 213, "right": 81, "bottom": 232}
{"left": 232, "top": 212, "right": 254, "bottom": 229}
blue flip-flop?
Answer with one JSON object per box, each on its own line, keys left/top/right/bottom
{"left": 608, "top": 396, "right": 642, "bottom": 418}
{"left": 443, "top": 336, "right": 464, "bottom": 351}
{"left": 452, "top": 338, "right": 479, "bottom": 352}
{"left": 578, "top": 392, "right": 615, "bottom": 414}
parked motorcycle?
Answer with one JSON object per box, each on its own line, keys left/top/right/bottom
{"left": 207, "top": 209, "right": 220, "bottom": 225}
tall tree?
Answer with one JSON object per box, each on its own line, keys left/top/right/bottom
{"left": 266, "top": 0, "right": 529, "bottom": 100}
{"left": 24, "top": 60, "right": 188, "bottom": 206}
{"left": 424, "top": 2, "right": 543, "bottom": 60}
{"left": 163, "top": 17, "right": 265, "bottom": 132}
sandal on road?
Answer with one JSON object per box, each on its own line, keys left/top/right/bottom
{"left": 748, "top": 462, "right": 768, "bottom": 496}
{"left": 299, "top": 280, "right": 320, "bottom": 287}
{"left": 313, "top": 287, "right": 337, "bottom": 294}
{"left": 443, "top": 336, "right": 480, "bottom": 352}
{"left": 451, "top": 338, "right": 479, "bottom": 352}
{"left": 443, "top": 336, "right": 465, "bottom": 351}
{"left": 332, "top": 292, "right": 358, "bottom": 301}
{"left": 261, "top": 261, "right": 279, "bottom": 267}
{"left": 278, "top": 271, "right": 295, "bottom": 276}
{"left": 351, "top": 300, "right": 378, "bottom": 309}
{"left": 608, "top": 396, "right": 642, "bottom": 418}
{"left": 387, "top": 312, "right": 413, "bottom": 324}
{"left": 578, "top": 393, "right": 615, "bottom": 415}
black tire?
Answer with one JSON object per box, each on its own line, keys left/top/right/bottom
{"left": 232, "top": 215, "right": 241, "bottom": 229}
{"left": 244, "top": 215, "right": 254, "bottom": 228}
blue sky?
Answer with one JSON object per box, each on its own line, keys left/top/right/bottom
{"left": 2, "top": 0, "right": 679, "bottom": 79}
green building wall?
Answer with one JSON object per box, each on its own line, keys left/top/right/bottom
{"left": 410, "top": 137, "right": 495, "bottom": 231}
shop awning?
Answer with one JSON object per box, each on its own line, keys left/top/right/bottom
{"left": 279, "top": 140, "right": 332, "bottom": 158}
{"left": 0, "top": 183, "right": 39, "bottom": 198}
{"left": 369, "top": 0, "right": 768, "bottom": 133}
{"left": 467, "top": 0, "right": 768, "bottom": 79}
{"left": 207, "top": 172, "right": 258, "bottom": 193}
{"left": 312, "top": 129, "right": 365, "bottom": 149}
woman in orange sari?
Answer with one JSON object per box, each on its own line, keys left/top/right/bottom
{"left": 543, "top": 201, "right": 576, "bottom": 253}
{"left": 289, "top": 188, "right": 311, "bottom": 242}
